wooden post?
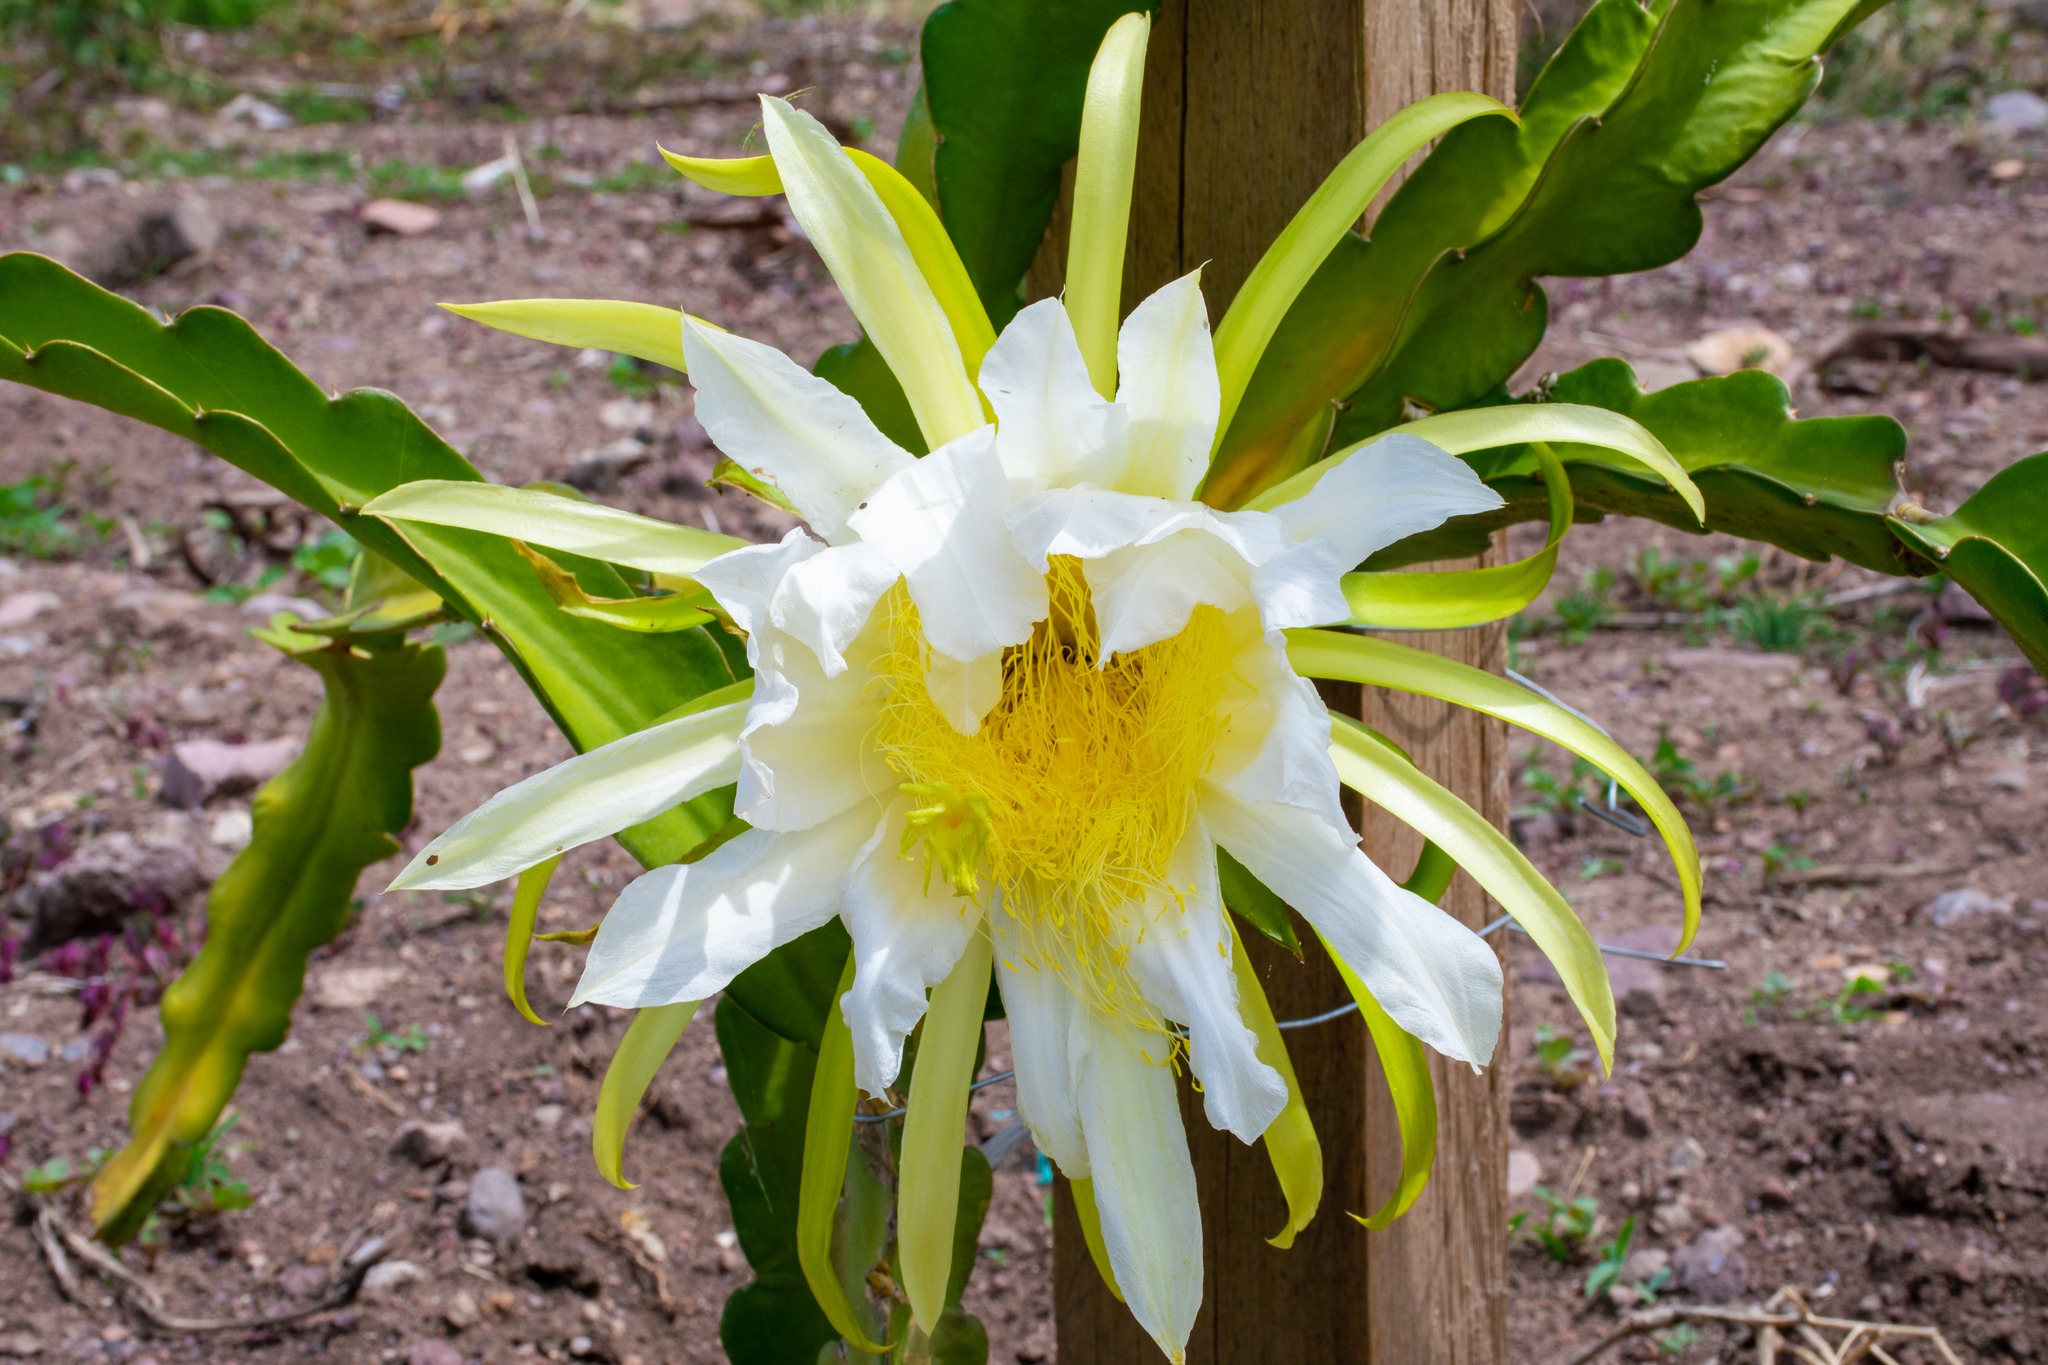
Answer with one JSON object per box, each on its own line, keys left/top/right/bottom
{"left": 1049, "top": 2, "right": 1517, "bottom": 1360}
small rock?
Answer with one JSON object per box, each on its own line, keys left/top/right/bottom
{"left": 1649, "top": 1200, "right": 1695, "bottom": 1238}
{"left": 391, "top": 1120, "right": 469, "bottom": 1168}
{"left": 0, "top": 1331, "right": 42, "bottom": 1357}
{"left": 1621, "top": 1089, "right": 1655, "bottom": 1139}
{"left": 277, "top": 1263, "right": 327, "bottom": 1299}
{"left": 483, "top": 1289, "right": 517, "bottom": 1319}
{"left": 360, "top": 1259, "right": 425, "bottom": 1301}
{"left": 597, "top": 398, "right": 658, "bottom": 434}
{"left": 1668, "top": 1136, "right": 1707, "bottom": 1173}
{"left": 310, "top": 965, "right": 407, "bottom": 1012}
{"left": 564, "top": 436, "right": 655, "bottom": 494}
{"left": 1985, "top": 89, "right": 2048, "bottom": 135}
{"left": 216, "top": 92, "right": 294, "bottom": 131}
{"left": 159, "top": 737, "right": 300, "bottom": 808}
{"left": 11, "top": 831, "right": 205, "bottom": 954}
{"left": 108, "top": 588, "right": 204, "bottom": 636}
{"left": 1506, "top": 1148, "right": 1542, "bottom": 1200}
{"left": 208, "top": 808, "right": 254, "bottom": 851}
{"left": 404, "top": 1341, "right": 464, "bottom": 1365}
{"left": 94, "top": 198, "right": 222, "bottom": 285}
{"left": 1921, "top": 887, "right": 2014, "bottom": 929}
{"left": 1758, "top": 1177, "right": 1795, "bottom": 1209}
{"left": 1687, "top": 325, "right": 1796, "bottom": 378}
{"left": 1671, "top": 1225, "right": 1749, "bottom": 1303}
{"left": 1620, "top": 1246, "right": 1669, "bottom": 1285}
{"left": 0, "top": 591, "right": 57, "bottom": 630}
{"left": 240, "top": 592, "right": 326, "bottom": 620}
{"left": 529, "top": 1103, "right": 566, "bottom": 1133}
{"left": 359, "top": 199, "right": 443, "bottom": 236}
{"left": 0, "top": 1034, "right": 50, "bottom": 1068}
{"left": 463, "top": 1166, "right": 528, "bottom": 1243}
{"left": 444, "top": 1289, "right": 481, "bottom": 1331}
{"left": 568, "top": 1337, "right": 596, "bottom": 1359}
{"left": 1987, "top": 766, "right": 2030, "bottom": 793}
{"left": 1991, "top": 157, "right": 2027, "bottom": 181}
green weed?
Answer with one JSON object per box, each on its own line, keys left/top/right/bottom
{"left": 1511, "top": 1186, "right": 1599, "bottom": 1262}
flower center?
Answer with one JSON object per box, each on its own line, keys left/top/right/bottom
{"left": 873, "top": 557, "right": 1238, "bottom": 1018}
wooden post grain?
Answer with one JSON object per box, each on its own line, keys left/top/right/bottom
{"left": 1048, "top": 2, "right": 1516, "bottom": 1360}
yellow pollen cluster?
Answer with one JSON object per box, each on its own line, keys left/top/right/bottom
{"left": 872, "top": 558, "right": 1238, "bottom": 1020}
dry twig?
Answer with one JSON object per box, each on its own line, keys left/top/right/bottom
{"left": 1564, "top": 1287, "right": 1963, "bottom": 1365}
{"left": 29, "top": 1198, "right": 390, "bottom": 1334}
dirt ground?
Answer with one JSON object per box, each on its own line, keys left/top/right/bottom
{"left": 1, "top": 7, "right": 2047, "bottom": 1364}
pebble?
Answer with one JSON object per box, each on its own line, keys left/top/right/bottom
{"left": 359, "top": 199, "right": 443, "bottom": 236}
{"left": 1621, "top": 1246, "right": 1670, "bottom": 1285}
{"left": 1668, "top": 1136, "right": 1707, "bottom": 1173}
{"left": 159, "top": 737, "right": 299, "bottom": 809}
{"left": 463, "top": 1166, "right": 528, "bottom": 1243}
{"left": 403, "top": 1341, "right": 464, "bottom": 1365}
{"left": 0, "top": 1034, "right": 50, "bottom": 1068}
{"left": 1758, "top": 1177, "right": 1795, "bottom": 1209}
{"left": 1921, "top": 887, "right": 2013, "bottom": 929}
{"left": 0, "top": 591, "right": 57, "bottom": 630}
{"left": 310, "top": 965, "right": 407, "bottom": 1011}
{"left": 208, "top": 808, "right": 254, "bottom": 851}
{"left": 1985, "top": 89, "right": 2048, "bottom": 135}
{"left": 1686, "top": 325, "right": 1795, "bottom": 377}
{"left": 1506, "top": 1148, "right": 1541, "bottom": 1201}
{"left": 444, "top": 1290, "right": 480, "bottom": 1331}
{"left": 276, "top": 1263, "right": 327, "bottom": 1299}
{"left": 0, "top": 1330, "right": 42, "bottom": 1357}
{"left": 14, "top": 831, "right": 204, "bottom": 954}
{"left": 1672, "top": 1225, "right": 1749, "bottom": 1302}
{"left": 1986, "top": 766, "right": 2030, "bottom": 793}
{"left": 360, "top": 1259, "right": 425, "bottom": 1301}
{"left": 529, "top": 1103, "right": 566, "bottom": 1133}
{"left": 391, "top": 1120, "right": 469, "bottom": 1168}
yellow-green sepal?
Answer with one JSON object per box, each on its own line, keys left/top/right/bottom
{"left": 513, "top": 542, "right": 719, "bottom": 634}
{"left": 1209, "top": 91, "right": 1517, "bottom": 451}
{"left": 1324, "top": 946, "right": 1439, "bottom": 1230}
{"left": 1068, "top": 1175, "right": 1124, "bottom": 1303}
{"left": 797, "top": 955, "right": 890, "bottom": 1356}
{"left": 1327, "top": 715, "right": 1616, "bottom": 1071}
{"left": 441, "top": 299, "right": 709, "bottom": 373}
{"left": 503, "top": 854, "right": 562, "bottom": 1028}
{"left": 897, "top": 931, "right": 992, "bottom": 1334}
{"left": 1337, "top": 438, "right": 1571, "bottom": 629}
{"left": 658, "top": 146, "right": 783, "bottom": 195}
{"left": 1227, "top": 918, "right": 1321, "bottom": 1248}
{"left": 594, "top": 1001, "right": 699, "bottom": 1189}
{"left": 1283, "top": 626, "right": 1702, "bottom": 955}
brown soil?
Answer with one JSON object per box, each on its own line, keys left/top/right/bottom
{"left": 1, "top": 11, "right": 2045, "bottom": 1364}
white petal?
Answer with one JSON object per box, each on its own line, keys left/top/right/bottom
{"left": 1074, "top": 1012, "right": 1203, "bottom": 1362}
{"left": 977, "top": 297, "right": 1125, "bottom": 487}
{"left": 390, "top": 700, "right": 746, "bottom": 890}
{"left": 735, "top": 627, "right": 887, "bottom": 832}
{"left": 1205, "top": 632, "right": 1350, "bottom": 833}
{"left": 1082, "top": 532, "right": 1253, "bottom": 660}
{"left": 1201, "top": 786, "right": 1502, "bottom": 1067}
{"left": 1127, "top": 823, "right": 1287, "bottom": 1143}
{"left": 695, "top": 528, "right": 819, "bottom": 636}
{"left": 1269, "top": 432, "right": 1504, "bottom": 568}
{"left": 991, "top": 906, "right": 1088, "bottom": 1175}
{"left": 923, "top": 646, "right": 1003, "bottom": 736}
{"left": 769, "top": 540, "right": 898, "bottom": 676}
{"left": 1248, "top": 537, "right": 1351, "bottom": 631}
{"left": 847, "top": 426, "right": 1047, "bottom": 662}
{"left": 683, "top": 317, "right": 912, "bottom": 542}
{"left": 1007, "top": 486, "right": 1286, "bottom": 572}
{"left": 571, "top": 804, "right": 877, "bottom": 1008}
{"left": 1105, "top": 270, "right": 1218, "bottom": 500}
{"left": 841, "top": 800, "right": 985, "bottom": 1096}
{"left": 759, "top": 97, "right": 984, "bottom": 448}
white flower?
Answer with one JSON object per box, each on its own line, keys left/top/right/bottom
{"left": 367, "top": 27, "right": 1705, "bottom": 1357}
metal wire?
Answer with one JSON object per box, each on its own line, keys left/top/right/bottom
{"left": 1503, "top": 667, "right": 1652, "bottom": 838}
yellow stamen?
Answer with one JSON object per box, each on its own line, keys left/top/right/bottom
{"left": 873, "top": 558, "right": 1241, "bottom": 1027}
